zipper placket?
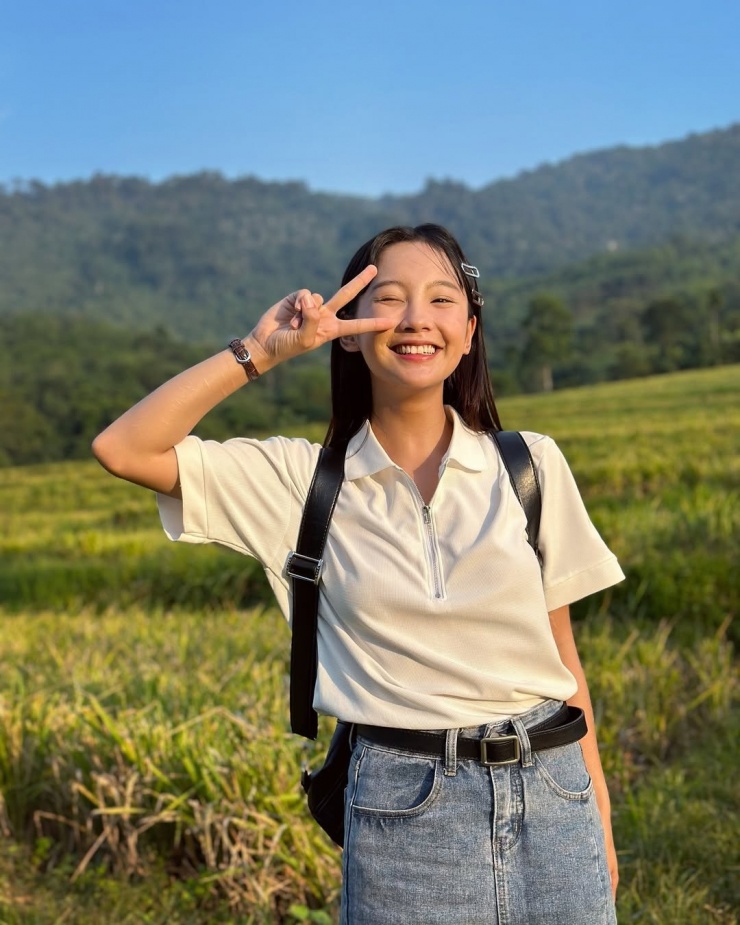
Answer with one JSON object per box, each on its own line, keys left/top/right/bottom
{"left": 396, "top": 466, "right": 447, "bottom": 600}
{"left": 421, "top": 503, "right": 445, "bottom": 600}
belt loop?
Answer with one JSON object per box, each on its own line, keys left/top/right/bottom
{"left": 444, "top": 728, "right": 459, "bottom": 777}
{"left": 511, "top": 715, "right": 534, "bottom": 767}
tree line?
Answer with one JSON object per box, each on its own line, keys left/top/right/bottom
{"left": 0, "top": 315, "right": 335, "bottom": 467}
{"left": 2, "top": 269, "right": 737, "bottom": 466}
{"left": 489, "top": 235, "right": 740, "bottom": 393}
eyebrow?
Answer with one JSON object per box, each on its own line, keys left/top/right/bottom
{"left": 370, "top": 279, "right": 461, "bottom": 292}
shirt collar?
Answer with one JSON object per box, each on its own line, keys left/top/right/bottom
{"left": 344, "top": 407, "right": 489, "bottom": 481}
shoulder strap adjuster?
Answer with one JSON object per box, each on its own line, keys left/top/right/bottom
{"left": 286, "top": 552, "right": 324, "bottom": 585}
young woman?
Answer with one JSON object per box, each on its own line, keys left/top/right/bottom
{"left": 93, "top": 224, "right": 623, "bottom": 925}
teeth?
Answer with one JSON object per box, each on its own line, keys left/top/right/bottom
{"left": 395, "top": 345, "right": 437, "bottom": 355}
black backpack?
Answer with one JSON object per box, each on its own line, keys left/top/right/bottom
{"left": 286, "top": 430, "right": 542, "bottom": 846}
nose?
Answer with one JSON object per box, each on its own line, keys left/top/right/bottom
{"left": 398, "top": 298, "right": 432, "bottom": 331}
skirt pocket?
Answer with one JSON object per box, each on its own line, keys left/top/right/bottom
{"left": 350, "top": 744, "right": 442, "bottom": 819}
{"left": 534, "top": 741, "right": 593, "bottom": 800}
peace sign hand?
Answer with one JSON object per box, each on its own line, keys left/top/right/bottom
{"left": 245, "top": 265, "right": 393, "bottom": 373}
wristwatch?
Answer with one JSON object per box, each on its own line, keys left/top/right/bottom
{"left": 228, "top": 338, "right": 260, "bottom": 381}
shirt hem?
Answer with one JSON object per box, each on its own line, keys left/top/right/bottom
{"left": 544, "top": 556, "right": 625, "bottom": 611}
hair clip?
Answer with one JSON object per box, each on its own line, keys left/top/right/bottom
{"left": 462, "top": 263, "right": 484, "bottom": 307}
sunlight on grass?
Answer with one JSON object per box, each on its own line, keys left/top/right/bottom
{"left": 1, "top": 366, "right": 738, "bottom": 922}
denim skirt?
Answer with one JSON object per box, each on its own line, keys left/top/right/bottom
{"left": 341, "top": 700, "right": 616, "bottom": 925}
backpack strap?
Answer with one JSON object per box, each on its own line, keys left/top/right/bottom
{"left": 286, "top": 440, "right": 348, "bottom": 739}
{"left": 288, "top": 429, "right": 542, "bottom": 740}
{"left": 491, "top": 430, "right": 543, "bottom": 565}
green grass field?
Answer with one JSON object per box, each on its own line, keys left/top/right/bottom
{"left": 1, "top": 366, "right": 738, "bottom": 924}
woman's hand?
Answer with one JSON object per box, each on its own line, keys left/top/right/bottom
{"left": 92, "top": 266, "right": 392, "bottom": 494}
{"left": 603, "top": 818, "right": 619, "bottom": 900}
{"left": 245, "top": 265, "right": 392, "bottom": 372}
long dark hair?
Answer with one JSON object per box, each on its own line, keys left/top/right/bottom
{"left": 325, "top": 223, "right": 502, "bottom": 446}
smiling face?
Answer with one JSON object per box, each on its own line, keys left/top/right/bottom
{"left": 341, "top": 240, "right": 477, "bottom": 406}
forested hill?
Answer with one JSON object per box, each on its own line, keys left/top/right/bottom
{"left": 1, "top": 123, "right": 739, "bottom": 341}
{"left": 389, "top": 123, "right": 740, "bottom": 275}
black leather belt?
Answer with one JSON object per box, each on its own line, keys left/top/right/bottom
{"left": 356, "top": 704, "right": 587, "bottom": 767}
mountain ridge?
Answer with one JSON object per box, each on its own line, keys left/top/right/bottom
{"left": 1, "top": 122, "right": 738, "bottom": 340}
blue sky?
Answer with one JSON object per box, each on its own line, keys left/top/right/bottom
{"left": 1, "top": 0, "right": 738, "bottom": 196}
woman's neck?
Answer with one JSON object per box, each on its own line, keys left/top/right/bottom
{"left": 370, "top": 398, "right": 452, "bottom": 504}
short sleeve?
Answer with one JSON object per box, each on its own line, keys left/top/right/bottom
{"left": 156, "top": 434, "right": 320, "bottom": 572}
{"left": 525, "top": 434, "right": 625, "bottom": 611}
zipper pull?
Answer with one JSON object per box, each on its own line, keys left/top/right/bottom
{"left": 422, "top": 505, "right": 432, "bottom": 524}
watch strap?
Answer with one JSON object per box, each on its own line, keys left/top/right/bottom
{"left": 228, "top": 338, "right": 260, "bottom": 380}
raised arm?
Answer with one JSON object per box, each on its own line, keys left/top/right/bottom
{"left": 91, "top": 266, "right": 389, "bottom": 496}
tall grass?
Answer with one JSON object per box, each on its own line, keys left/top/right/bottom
{"left": 2, "top": 368, "right": 737, "bottom": 634}
{"left": 1, "top": 608, "right": 340, "bottom": 918}
{"left": 1, "top": 365, "right": 738, "bottom": 922}
{"left": 501, "top": 367, "right": 740, "bottom": 641}
{"left": 1, "top": 608, "right": 737, "bottom": 923}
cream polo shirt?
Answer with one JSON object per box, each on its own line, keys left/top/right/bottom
{"left": 158, "top": 408, "right": 624, "bottom": 728}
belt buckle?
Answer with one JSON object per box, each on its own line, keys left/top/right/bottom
{"left": 479, "top": 734, "right": 521, "bottom": 766}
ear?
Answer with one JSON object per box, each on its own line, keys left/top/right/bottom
{"left": 340, "top": 334, "right": 361, "bottom": 353}
{"left": 463, "top": 315, "right": 477, "bottom": 355}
